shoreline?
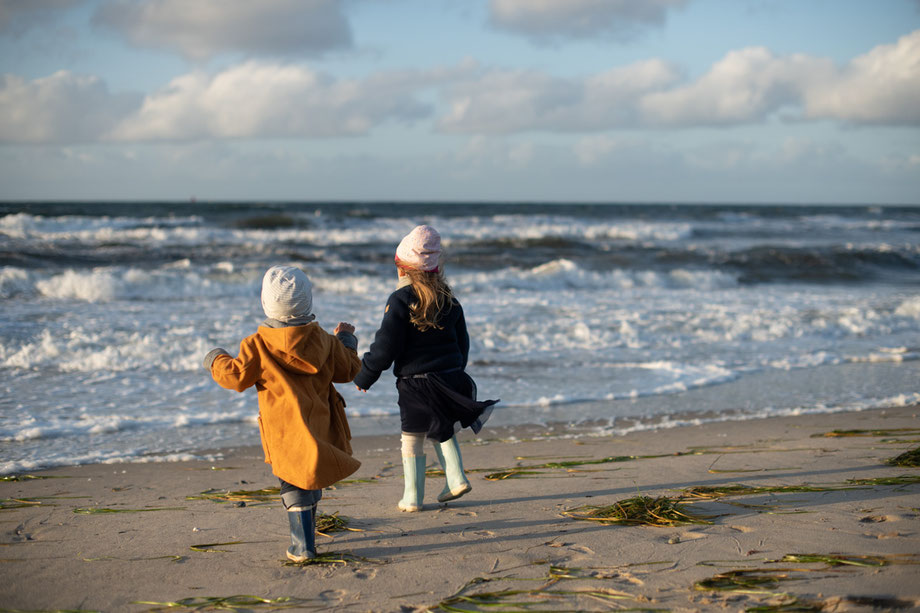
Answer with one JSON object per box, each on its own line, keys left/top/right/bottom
{"left": 2, "top": 405, "right": 919, "bottom": 612}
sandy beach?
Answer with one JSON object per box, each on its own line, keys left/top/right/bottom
{"left": 2, "top": 405, "right": 919, "bottom": 612}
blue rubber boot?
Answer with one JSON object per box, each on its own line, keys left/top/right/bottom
{"left": 286, "top": 504, "right": 317, "bottom": 562}
{"left": 434, "top": 436, "right": 472, "bottom": 503}
{"left": 398, "top": 455, "right": 426, "bottom": 512}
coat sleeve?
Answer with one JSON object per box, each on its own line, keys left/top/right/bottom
{"left": 353, "top": 292, "right": 408, "bottom": 390}
{"left": 209, "top": 336, "right": 262, "bottom": 392}
{"left": 330, "top": 332, "right": 362, "bottom": 383}
{"left": 455, "top": 302, "right": 470, "bottom": 370}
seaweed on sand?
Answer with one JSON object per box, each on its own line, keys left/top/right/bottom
{"left": 811, "top": 428, "right": 920, "bottom": 438}
{"left": 846, "top": 475, "right": 920, "bottom": 486}
{"left": 744, "top": 596, "right": 826, "bottom": 612}
{"left": 0, "top": 474, "right": 69, "bottom": 482}
{"left": 693, "top": 569, "right": 801, "bottom": 595}
{"left": 186, "top": 487, "right": 280, "bottom": 505}
{"left": 133, "top": 595, "right": 313, "bottom": 611}
{"left": 886, "top": 446, "right": 920, "bottom": 467}
{"left": 1, "top": 497, "right": 45, "bottom": 511}
{"left": 562, "top": 495, "right": 713, "bottom": 527}
{"left": 680, "top": 484, "right": 858, "bottom": 499}
{"left": 481, "top": 455, "right": 639, "bottom": 481}
{"left": 316, "top": 511, "right": 362, "bottom": 536}
{"left": 777, "top": 553, "right": 920, "bottom": 567}
{"left": 431, "top": 587, "right": 642, "bottom": 612}
{"left": 73, "top": 506, "right": 185, "bottom": 514}
{"left": 777, "top": 553, "right": 888, "bottom": 567}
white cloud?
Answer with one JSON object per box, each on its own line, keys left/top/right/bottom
{"left": 4, "top": 30, "right": 918, "bottom": 146}
{"left": 0, "top": 71, "right": 139, "bottom": 143}
{"left": 92, "top": 0, "right": 352, "bottom": 60}
{"left": 108, "top": 62, "right": 432, "bottom": 141}
{"left": 802, "top": 29, "right": 920, "bottom": 125}
{"left": 439, "top": 30, "right": 920, "bottom": 132}
{"left": 638, "top": 47, "right": 831, "bottom": 126}
{"left": 489, "top": 0, "right": 687, "bottom": 43}
{"left": 438, "top": 59, "right": 679, "bottom": 133}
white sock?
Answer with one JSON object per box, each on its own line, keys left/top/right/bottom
{"left": 401, "top": 431, "right": 425, "bottom": 456}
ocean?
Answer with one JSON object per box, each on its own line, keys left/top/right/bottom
{"left": 2, "top": 202, "right": 919, "bottom": 474}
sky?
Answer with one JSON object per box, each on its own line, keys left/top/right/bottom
{"left": 1, "top": 0, "right": 918, "bottom": 204}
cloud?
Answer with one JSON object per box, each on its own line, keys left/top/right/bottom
{"left": 489, "top": 0, "right": 687, "bottom": 43}
{"left": 802, "top": 29, "right": 920, "bottom": 125}
{"left": 0, "top": 71, "right": 139, "bottom": 143}
{"left": 92, "top": 0, "right": 352, "bottom": 60}
{"left": 0, "top": 0, "right": 79, "bottom": 34}
{"left": 638, "top": 47, "right": 831, "bottom": 126}
{"left": 4, "top": 30, "right": 918, "bottom": 145}
{"left": 108, "top": 62, "right": 433, "bottom": 141}
{"left": 439, "top": 30, "right": 920, "bottom": 132}
{"left": 438, "top": 59, "right": 679, "bottom": 132}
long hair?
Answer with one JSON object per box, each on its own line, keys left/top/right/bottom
{"left": 401, "top": 267, "right": 454, "bottom": 331}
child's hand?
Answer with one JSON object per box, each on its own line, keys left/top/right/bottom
{"left": 355, "top": 385, "right": 366, "bottom": 393}
{"left": 334, "top": 322, "right": 355, "bottom": 335}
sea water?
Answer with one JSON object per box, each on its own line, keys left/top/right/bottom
{"left": 1, "top": 202, "right": 919, "bottom": 473}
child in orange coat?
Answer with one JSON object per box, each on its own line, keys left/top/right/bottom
{"left": 204, "top": 265, "right": 361, "bottom": 561}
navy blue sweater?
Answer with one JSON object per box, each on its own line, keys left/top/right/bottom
{"left": 354, "top": 285, "right": 469, "bottom": 390}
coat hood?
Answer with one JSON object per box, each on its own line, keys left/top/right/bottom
{"left": 257, "top": 323, "right": 333, "bottom": 376}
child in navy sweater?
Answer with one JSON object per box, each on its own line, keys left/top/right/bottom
{"left": 354, "top": 225, "right": 497, "bottom": 511}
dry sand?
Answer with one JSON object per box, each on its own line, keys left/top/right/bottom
{"left": 2, "top": 405, "right": 920, "bottom": 612}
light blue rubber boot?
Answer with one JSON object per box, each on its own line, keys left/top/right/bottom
{"left": 398, "top": 455, "right": 426, "bottom": 512}
{"left": 434, "top": 437, "right": 472, "bottom": 503}
{"left": 286, "top": 504, "right": 317, "bottom": 562}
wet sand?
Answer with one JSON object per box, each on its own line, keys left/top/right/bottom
{"left": 2, "top": 405, "right": 919, "bottom": 612}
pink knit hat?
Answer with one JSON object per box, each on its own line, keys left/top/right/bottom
{"left": 395, "top": 225, "right": 441, "bottom": 272}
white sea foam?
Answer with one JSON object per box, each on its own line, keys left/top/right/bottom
{"left": 3, "top": 205, "right": 919, "bottom": 474}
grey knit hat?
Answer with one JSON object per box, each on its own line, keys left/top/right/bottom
{"left": 261, "top": 265, "right": 313, "bottom": 322}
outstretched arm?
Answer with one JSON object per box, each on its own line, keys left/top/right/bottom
{"left": 353, "top": 293, "right": 408, "bottom": 391}
{"left": 205, "top": 337, "right": 261, "bottom": 392}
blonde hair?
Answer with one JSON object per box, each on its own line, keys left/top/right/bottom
{"left": 401, "top": 267, "right": 455, "bottom": 331}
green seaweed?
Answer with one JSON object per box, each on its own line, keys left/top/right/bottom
{"left": 479, "top": 455, "right": 638, "bottom": 481}
{"left": 189, "top": 541, "right": 249, "bottom": 553}
{"left": 811, "top": 428, "right": 920, "bottom": 438}
{"left": 316, "top": 511, "right": 362, "bottom": 535}
{"left": 0, "top": 607, "right": 102, "bottom": 613}
{"left": 694, "top": 569, "right": 799, "bottom": 594}
{"left": 562, "top": 495, "right": 713, "bottom": 527}
{"left": 745, "top": 596, "right": 825, "bottom": 612}
{"left": 483, "top": 470, "right": 546, "bottom": 481}
{"left": 886, "top": 446, "right": 920, "bottom": 467}
{"left": 846, "top": 475, "right": 920, "bottom": 486}
{"left": 73, "top": 506, "right": 185, "bottom": 514}
{"left": 778, "top": 553, "right": 887, "bottom": 567}
{"left": 186, "top": 487, "right": 280, "bottom": 505}
{"left": 1, "top": 498, "right": 44, "bottom": 511}
{"left": 0, "top": 474, "right": 69, "bottom": 482}
{"left": 133, "top": 595, "right": 312, "bottom": 611}
{"left": 432, "top": 588, "right": 642, "bottom": 612}
{"left": 681, "top": 483, "right": 858, "bottom": 499}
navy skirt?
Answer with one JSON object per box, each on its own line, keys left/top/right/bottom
{"left": 397, "top": 369, "right": 499, "bottom": 443}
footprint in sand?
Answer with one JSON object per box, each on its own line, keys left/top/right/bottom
{"left": 352, "top": 567, "right": 378, "bottom": 580}
{"left": 319, "top": 589, "right": 347, "bottom": 605}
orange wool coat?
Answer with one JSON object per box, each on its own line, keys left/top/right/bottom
{"left": 209, "top": 323, "right": 361, "bottom": 490}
